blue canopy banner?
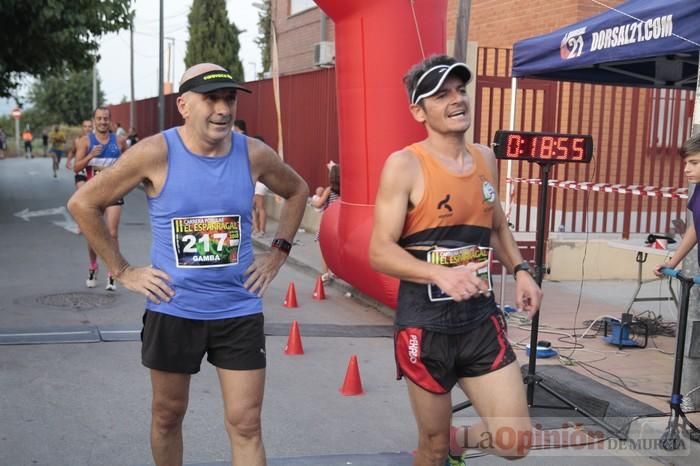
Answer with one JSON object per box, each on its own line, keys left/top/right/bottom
{"left": 512, "top": 0, "right": 700, "bottom": 89}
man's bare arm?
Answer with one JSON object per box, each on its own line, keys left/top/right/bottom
{"left": 369, "top": 151, "right": 437, "bottom": 283}
{"left": 250, "top": 138, "right": 309, "bottom": 242}
{"left": 310, "top": 186, "right": 331, "bottom": 208}
{"left": 479, "top": 144, "right": 542, "bottom": 315}
{"left": 479, "top": 145, "right": 526, "bottom": 273}
{"left": 73, "top": 136, "right": 98, "bottom": 173}
{"left": 244, "top": 137, "right": 309, "bottom": 295}
{"left": 117, "top": 135, "right": 129, "bottom": 152}
{"left": 66, "top": 137, "right": 79, "bottom": 169}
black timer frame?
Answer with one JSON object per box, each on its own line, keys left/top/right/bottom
{"left": 452, "top": 130, "right": 627, "bottom": 441}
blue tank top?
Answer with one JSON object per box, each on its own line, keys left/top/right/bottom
{"left": 146, "top": 128, "right": 260, "bottom": 319}
{"left": 87, "top": 132, "right": 121, "bottom": 169}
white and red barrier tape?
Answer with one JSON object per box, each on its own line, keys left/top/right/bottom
{"left": 506, "top": 178, "right": 688, "bottom": 199}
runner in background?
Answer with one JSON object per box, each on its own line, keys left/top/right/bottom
{"left": 48, "top": 125, "right": 67, "bottom": 178}
{"left": 22, "top": 127, "right": 33, "bottom": 158}
{"left": 73, "top": 108, "right": 127, "bottom": 290}
{"left": 42, "top": 129, "right": 49, "bottom": 157}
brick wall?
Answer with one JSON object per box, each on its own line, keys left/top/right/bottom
{"left": 272, "top": 0, "right": 625, "bottom": 75}
{"left": 447, "top": 0, "right": 625, "bottom": 48}
{"left": 272, "top": 1, "right": 335, "bottom": 75}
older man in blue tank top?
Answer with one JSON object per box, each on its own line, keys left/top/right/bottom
{"left": 69, "top": 63, "right": 309, "bottom": 466}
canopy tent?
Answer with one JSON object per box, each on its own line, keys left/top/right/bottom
{"left": 512, "top": 0, "right": 700, "bottom": 90}
{"left": 509, "top": 0, "right": 700, "bottom": 411}
{"left": 504, "top": 0, "right": 700, "bottom": 216}
{"left": 498, "top": 0, "right": 700, "bottom": 304}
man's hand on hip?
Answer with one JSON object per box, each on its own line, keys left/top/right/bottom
{"left": 118, "top": 266, "right": 174, "bottom": 304}
{"left": 244, "top": 251, "right": 287, "bottom": 297}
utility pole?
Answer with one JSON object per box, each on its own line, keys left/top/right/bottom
{"left": 453, "top": 0, "right": 471, "bottom": 62}
{"left": 92, "top": 58, "right": 98, "bottom": 110}
{"left": 14, "top": 113, "right": 20, "bottom": 155}
{"left": 158, "top": 0, "right": 165, "bottom": 131}
{"left": 320, "top": 10, "right": 328, "bottom": 41}
{"left": 130, "top": 13, "right": 135, "bottom": 130}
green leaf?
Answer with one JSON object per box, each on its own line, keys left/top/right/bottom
{"left": 0, "top": 0, "right": 132, "bottom": 97}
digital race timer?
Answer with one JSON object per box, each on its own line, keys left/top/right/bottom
{"left": 492, "top": 130, "right": 594, "bottom": 163}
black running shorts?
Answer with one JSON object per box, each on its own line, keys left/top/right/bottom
{"left": 141, "top": 310, "right": 266, "bottom": 374}
{"left": 50, "top": 149, "right": 65, "bottom": 161}
{"left": 394, "top": 310, "right": 516, "bottom": 394}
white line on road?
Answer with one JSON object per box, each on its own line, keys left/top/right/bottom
{"left": 0, "top": 331, "right": 95, "bottom": 337}
{"left": 14, "top": 206, "right": 79, "bottom": 234}
{"left": 14, "top": 206, "right": 66, "bottom": 221}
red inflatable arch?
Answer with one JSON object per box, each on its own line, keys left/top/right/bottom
{"left": 314, "top": 0, "right": 447, "bottom": 308}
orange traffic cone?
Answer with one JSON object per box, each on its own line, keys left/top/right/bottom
{"left": 312, "top": 275, "right": 326, "bottom": 300}
{"left": 339, "top": 354, "right": 364, "bottom": 396}
{"left": 284, "top": 320, "right": 304, "bottom": 355}
{"left": 283, "top": 281, "right": 298, "bottom": 308}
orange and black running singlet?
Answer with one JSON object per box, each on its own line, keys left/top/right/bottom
{"left": 395, "top": 143, "right": 499, "bottom": 333}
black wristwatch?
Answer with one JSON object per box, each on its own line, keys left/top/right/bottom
{"left": 271, "top": 238, "right": 292, "bottom": 255}
{"left": 513, "top": 261, "right": 532, "bottom": 279}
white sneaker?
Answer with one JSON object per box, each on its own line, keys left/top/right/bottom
{"left": 105, "top": 276, "right": 116, "bottom": 291}
{"left": 86, "top": 268, "right": 97, "bottom": 288}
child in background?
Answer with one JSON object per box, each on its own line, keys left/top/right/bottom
{"left": 654, "top": 133, "right": 700, "bottom": 277}
{"left": 311, "top": 162, "right": 340, "bottom": 283}
{"left": 311, "top": 187, "right": 326, "bottom": 212}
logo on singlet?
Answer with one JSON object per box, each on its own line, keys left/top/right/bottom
{"left": 408, "top": 334, "right": 420, "bottom": 364}
{"left": 437, "top": 194, "right": 453, "bottom": 212}
{"left": 482, "top": 180, "right": 496, "bottom": 204}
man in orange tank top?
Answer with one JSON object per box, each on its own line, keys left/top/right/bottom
{"left": 370, "top": 55, "right": 542, "bottom": 465}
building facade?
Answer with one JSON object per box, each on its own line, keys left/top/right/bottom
{"left": 271, "top": 0, "right": 625, "bottom": 76}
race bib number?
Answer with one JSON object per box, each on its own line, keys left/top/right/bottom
{"left": 171, "top": 215, "right": 241, "bottom": 268}
{"left": 426, "top": 245, "right": 493, "bottom": 302}
{"left": 88, "top": 157, "right": 118, "bottom": 169}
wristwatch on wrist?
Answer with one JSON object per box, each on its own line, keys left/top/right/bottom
{"left": 513, "top": 261, "right": 532, "bottom": 279}
{"left": 271, "top": 238, "right": 292, "bottom": 255}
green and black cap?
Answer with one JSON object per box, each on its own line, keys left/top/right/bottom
{"left": 179, "top": 69, "right": 252, "bottom": 95}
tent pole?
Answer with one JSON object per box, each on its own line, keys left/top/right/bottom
{"left": 500, "top": 76, "right": 518, "bottom": 309}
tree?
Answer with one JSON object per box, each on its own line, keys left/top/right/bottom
{"left": 29, "top": 70, "right": 105, "bottom": 126}
{"left": 184, "top": 0, "right": 244, "bottom": 81}
{"left": 0, "top": 0, "right": 132, "bottom": 98}
{"left": 254, "top": 0, "right": 271, "bottom": 78}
